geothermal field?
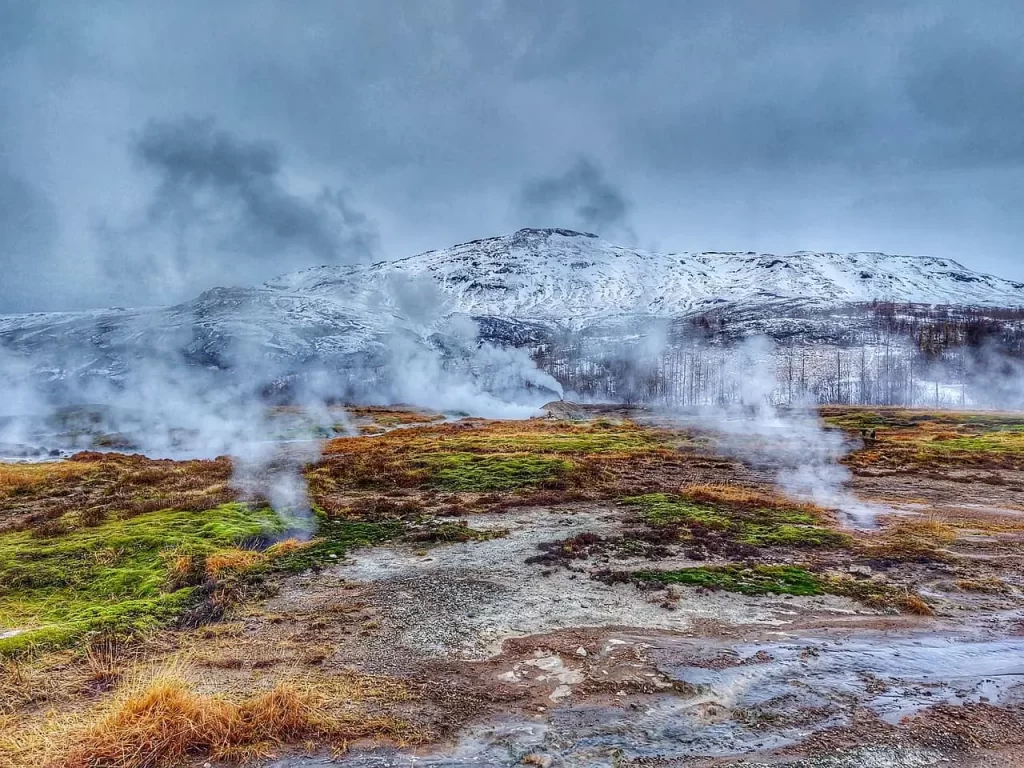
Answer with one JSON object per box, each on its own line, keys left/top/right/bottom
{"left": 4, "top": 403, "right": 1024, "bottom": 767}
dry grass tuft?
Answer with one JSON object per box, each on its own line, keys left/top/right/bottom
{"left": 892, "top": 518, "right": 958, "bottom": 543}
{"left": 263, "top": 538, "right": 315, "bottom": 557}
{"left": 955, "top": 577, "right": 1010, "bottom": 593}
{"left": 204, "top": 549, "right": 263, "bottom": 579}
{"left": 49, "top": 673, "right": 416, "bottom": 768}
{"left": 898, "top": 592, "right": 936, "bottom": 616}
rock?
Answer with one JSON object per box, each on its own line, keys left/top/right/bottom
{"left": 575, "top": 646, "right": 588, "bottom": 657}
{"left": 550, "top": 684, "right": 572, "bottom": 701}
{"left": 521, "top": 754, "right": 553, "bottom": 768}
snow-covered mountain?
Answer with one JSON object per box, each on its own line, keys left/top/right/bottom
{"left": 2, "top": 228, "right": 1022, "bottom": 390}
{"left": 268, "top": 228, "right": 1024, "bottom": 323}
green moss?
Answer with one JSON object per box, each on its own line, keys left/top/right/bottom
{"left": 923, "top": 431, "right": 1024, "bottom": 455}
{"left": 636, "top": 565, "right": 824, "bottom": 596}
{"left": 0, "top": 503, "right": 301, "bottom": 655}
{"left": 449, "top": 428, "right": 659, "bottom": 455}
{"left": 738, "top": 524, "right": 850, "bottom": 548}
{"left": 621, "top": 493, "right": 842, "bottom": 550}
{"left": 425, "top": 453, "right": 574, "bottom": 491}
{"left": 407, "top": 521, "right": 508, "bottom": 544}
{"left": 268, "top": 516, "right": 403, "bottom": 574}
{"left": 632, "top": 565, "right": 928, "bottom": 613}
{"left": 624, "top": 493, "right": 732, "bottom": 528}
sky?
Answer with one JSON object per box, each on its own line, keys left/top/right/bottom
{"left": 1, "top": 0, "right": 1023, "bottom": 313}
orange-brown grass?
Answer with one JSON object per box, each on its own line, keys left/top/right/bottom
{"left": 955, "top": 577, "right": 1010, "bottom": 593}
{"left": 680, "top": 483, "right": 830, "bottom": 519}
{"left": 46, "top": 673, "right": 417, "bottom": 768}
{"left": 856, "top": 517, "right": 957, "bottom": 562}
{"left": 898, "top": 592, "right": 936, "bottom": 616}
{"left": 204, "top": 549, "right": 263, "bottom": 579}
{"left": 889, "top": 518, "right": 958, "bottom": 543}
{"left": 314, "top": 418, "right": 681, "bottom": 503}
{"left": 820, "top": 407, "right": 1024, "bottom": 471}
{"left": 0, "top": 461, "right": 99, "bottom": 499}
{"left": 347, "top": 406, "right": 444, "bottom": 427}
{"left": 263, "top": 538, "right": 315, "bottom": 558}
{"left": 1, "top": 453, "right": 235, "bottom": 535}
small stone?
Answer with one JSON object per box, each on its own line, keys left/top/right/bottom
{"left": 616, "top": 690, "right": 627, "bottom": 696}
{"left": 521, "top": 754, "right": 553, "bottom": 768}
{"left": 549, "top": 684, "right": 572, "bottom": 701}
{"left": 575, "top": 646, "right": 588, "bottom": 657}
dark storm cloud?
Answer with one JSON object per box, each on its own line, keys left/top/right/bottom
{"left": 99, "top": 117, "right": 379, "bottom": 303}
{"left": 2, "top": 0, "right": 1024, "bottom": 312}
{"left": 132, "top": 117, "right": 377, "bottom": 263}
{"left": 518, "top": 157, "right": 634, "bottom": 240}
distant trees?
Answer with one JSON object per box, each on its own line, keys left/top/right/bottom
{"left": 529, "top": 302, "right": 1024, "bottom": 408}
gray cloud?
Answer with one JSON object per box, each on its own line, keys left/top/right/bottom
{"left": 518, "top": 157, "right": 634, "bottom": 240}
{"left": 2, "top": 0, "right": 1024, "bottom": 312}
{"left": 97, "top": 117, "right": 378, "bottom": 304}
{"left": 0, "top": 171, "right": 58, "bottom": 313}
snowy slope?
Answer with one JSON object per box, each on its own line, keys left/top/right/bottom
{"left": 268, "top": 228, "right": 1024, "bottom": 323}
{"left": 2, "top": 228, "right": 1023, "bottom": 387}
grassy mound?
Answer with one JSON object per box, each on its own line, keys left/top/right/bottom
{"left": 636, "top": 565, "right": 824, "bottom": 596}
{"left": 623, "top": 489, "right": 849, "bottom": 549}
{"left": 0, "top": 503, "right": 295, "bottom": 654}
{"left": 821, "top": 407, "right": 1024, "bottom": 470}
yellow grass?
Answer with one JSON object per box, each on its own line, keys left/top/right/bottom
{"left": 204, "top": 549, "right": 263, "bottom": 579}
{"left": 0, "top": 462, "right": 98, "bottom": 499}
{"left": 680, "top": 483, "right": 828, "bottom": 516}
{"left": 1, "top": 670, "right": 420, "bottom": 768}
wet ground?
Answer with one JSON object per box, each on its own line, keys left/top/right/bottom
{"left": 261, "top": 489, "right": 1024, "bottom": 767}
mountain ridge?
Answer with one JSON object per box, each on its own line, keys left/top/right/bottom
{"left": 265, "top": 228, "right": 1024, "bottom": 325}
{"left": 2, "top": 228, "right": 1022, "bottom": 391}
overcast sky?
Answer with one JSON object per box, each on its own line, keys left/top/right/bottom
{"left": 2, "top": 0, "right": 1023, "bottom": 312}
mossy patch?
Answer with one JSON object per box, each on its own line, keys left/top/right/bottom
{"left": 267, "top": 516, "right": 403, "bottom": 574}
{"left": 622, "top": 493, "right": 847, "bottom": 549}
{"left": 632, "top": 564, "right": 932, "bottom": 613}
{"left": 635, "top": 565, "right": 824, "bottom": 596}
{"left": 425, "top": 453, "right": 574, "bottom": 491}
{"left": 821, "top": 407, "right": 1024, "bottom": 470}
{"left": 0, "top": 503, "right": 295, "bottom": 654}
{"left": 0, "top": 502, "right": 402, "bottom": 656}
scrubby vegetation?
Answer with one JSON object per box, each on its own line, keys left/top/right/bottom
{"left": 822, "top": 407, "right": 1024, "bottom": 470}
{"left": 311, "top": 418, "right": 680, "bottom": 502}
{"left": 624, "top": 487, "right": 850, "bottom": 551}
{"left": 630, "top": 564, "right": 934, "bottom": 613}
{"left": 0, "top": 453, "right": 235, "bottom": 534}
{"left": 0, "top": 503, "right": 296, "bottom": 655}
{"left": 634, "top": 565, "right": 824, "bottom": 596}
{"left": 3, "top": 408, "right": 1021, "bottom": 766}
